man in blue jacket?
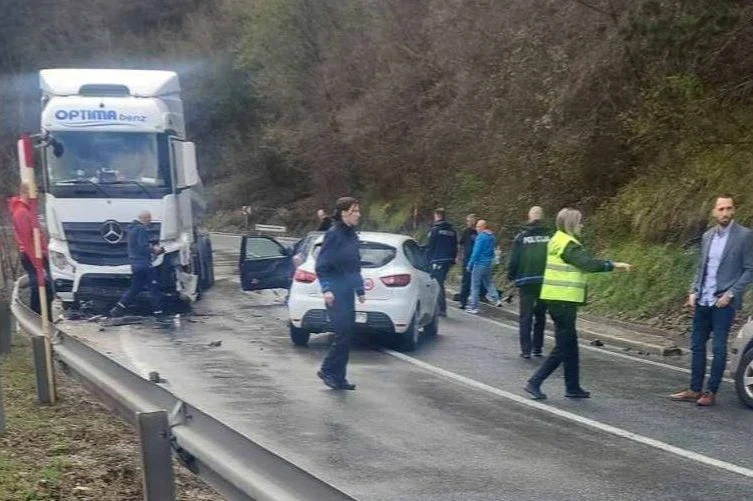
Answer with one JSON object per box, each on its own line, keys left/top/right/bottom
{"left": 110, "top": 211, "right": 164, "bottom": 317}
{"left": 507, "top": 206, "right": 552, "bottom": 358}
{"left": 426, "top": 208, "right": 458, "bottom": 317}
{"left": 466, "top": 219, "right": 501, "bottom": 314}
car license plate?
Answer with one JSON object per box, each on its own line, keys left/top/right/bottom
{"left": 355, "top": 312, "right": 368, "bottom": 324}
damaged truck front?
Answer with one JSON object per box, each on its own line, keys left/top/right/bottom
{"left": 22, "top": 69, "right": 214, "bottom": 310}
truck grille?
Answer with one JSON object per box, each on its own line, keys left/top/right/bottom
{"left": 63, "top": 222, "right": 161, "bottom": 266}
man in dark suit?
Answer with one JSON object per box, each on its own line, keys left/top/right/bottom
{"left": 671, "top": 195, "right": 753, "bottom": 406}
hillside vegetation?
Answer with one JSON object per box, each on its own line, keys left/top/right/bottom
{"left": 2, "top": 1, "right": 753, "bottom": 326}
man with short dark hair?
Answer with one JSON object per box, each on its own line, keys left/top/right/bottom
{"left": 508, "top": 206, "right": 552, "bottom": 358}
{"left": 426, "top": 208, "right": 457, "bottom": 317}
{"left": 317, "top": 209, "right": 333, "bottom": 231}
{"left": 458, "top": 213, "right": 484, "bottom": 309}
{"left": 671, "top": 195, "right": 753, "bottom": 407}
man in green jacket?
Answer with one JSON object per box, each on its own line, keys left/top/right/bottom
{"left": 507, "top": 206, "right": 552, "bottom": 358}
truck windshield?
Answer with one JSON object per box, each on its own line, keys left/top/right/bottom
{"left": 46, "top": 132, "right": 171, "bottom": 198}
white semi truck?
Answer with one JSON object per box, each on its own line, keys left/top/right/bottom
{"left": 21, "top": 69, "right": 214, "bottom": 310}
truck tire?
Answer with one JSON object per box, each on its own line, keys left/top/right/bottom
{"left": 197, "top": 235, "right": 214, "bottom": 291}
{"left": 734, "top": 347, "right": 753, "bottom": 409}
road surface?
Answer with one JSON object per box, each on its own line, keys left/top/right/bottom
{"left": 58, "top": 233, "right": 753, "bottom": 500}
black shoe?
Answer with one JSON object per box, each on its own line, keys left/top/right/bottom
{"left": 458, "top": 303, "right": 466, "bottom": 309}
{"left": 520, "top": 353, "right": 531, "bottom": 359}
{"left": 317, "top": 370, "right": 339, "bottom": 390}
{"left": 524, "top": 382, "right": 547, "bottom": 400}
{"left": 109, "top": 303, "right": 126, "bottom": 318}
{"left": 533, "top": 351, "right": 543, "bottom": 358}
{"left": 565, "top": 389, "right": 591, "bottom": 399}
{"left": 337, "top": 380, "right": 356, "bottom": 390}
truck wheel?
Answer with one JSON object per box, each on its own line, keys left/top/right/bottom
{"left": 203, "top": 238, "right": 215, "bottom": 289}
{"left": 734, "top": 348, "right": 753, "bottom": 409}
{"left": 289, "top": 323, "right": 310, "bottom": 346}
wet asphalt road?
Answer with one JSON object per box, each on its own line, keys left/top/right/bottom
{"left": 62, "top": 233, "right": 753, "bottom": 501}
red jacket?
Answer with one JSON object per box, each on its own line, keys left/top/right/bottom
{"left": 8, "top": 196, "right": 48, "bottom": 274}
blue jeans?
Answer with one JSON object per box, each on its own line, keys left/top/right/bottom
{"left": 469, "top": 264, "right": 499, "bottom": 310}
{"left": 690, "top": 305, "right": 735, "bottom": 394}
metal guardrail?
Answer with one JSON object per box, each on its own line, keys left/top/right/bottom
{"left": 11, "top": 276, "right": 357, "bottom": 501}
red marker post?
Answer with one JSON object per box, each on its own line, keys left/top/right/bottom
{"left": 17, "top": 134, "right": 56, "bottom": 403}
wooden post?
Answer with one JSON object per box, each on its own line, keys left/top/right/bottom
{"left": 19, "top": 135, "right": 56, "bottom": 403}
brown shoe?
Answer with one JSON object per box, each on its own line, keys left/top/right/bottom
{"left": 670, "top": 389, "right": 702, "bottom": 402}
{"left": 696, "top": 392, "right": 716, "bottom": 407}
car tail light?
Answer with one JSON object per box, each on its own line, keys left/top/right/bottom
{"left": 381, "top": 274, "right": 411, "bottom": 287}
{"left": 294, "top": 269, "right": 317, "bottom": 283}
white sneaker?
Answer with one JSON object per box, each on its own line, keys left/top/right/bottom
{"left": 495, "top": 299, "right": 502, "bottom": 307}
{"left": 465, "top": 308, "right": 479, "bottom": 314}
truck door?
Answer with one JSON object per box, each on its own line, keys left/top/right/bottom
{"left": 239, "top": 236, "right": 293, "bottom": 291}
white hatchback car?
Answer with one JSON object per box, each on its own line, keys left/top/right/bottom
{"left": 239, "top": 231, "right": 441, "bottom": 351}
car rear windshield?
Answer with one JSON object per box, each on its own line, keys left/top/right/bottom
{"left": 313, "top": 241, "right": 397, "bottom": 268}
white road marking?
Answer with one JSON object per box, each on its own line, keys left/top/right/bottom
{"left": 465, "top": 311, "right": 735, "bottom": 383}
{"left": 384, "top": 349, "right": 753, "bottom": 479}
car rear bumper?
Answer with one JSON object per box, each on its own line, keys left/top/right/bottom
{"left": 289, "top": 294, "right": 415, "bottom": 333}
{"left": 300, "top": 309, "right": 396, "bottom": 334}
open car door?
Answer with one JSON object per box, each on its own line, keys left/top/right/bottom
{"left": 239, "top": 236, "right": 293, "bottom": 291}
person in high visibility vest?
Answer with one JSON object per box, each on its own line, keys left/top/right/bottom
{"left": 524, "top": 208, "right": 631, "bottom": 400}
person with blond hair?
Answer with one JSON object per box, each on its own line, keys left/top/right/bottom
{"left": 524, "top": 208, "right": 631, "bottom": 400}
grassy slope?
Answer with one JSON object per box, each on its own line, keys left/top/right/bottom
{"left": 0, "top": 335, "right": 221, "bottom": 501}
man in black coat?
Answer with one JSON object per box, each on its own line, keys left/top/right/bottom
{"left": 426, "top": 208, "right": 458, "bottom": 317}
{"left": 507, "top": 206, "right": 552, "bottom": 358}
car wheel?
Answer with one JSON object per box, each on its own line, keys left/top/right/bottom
{"left": 289, "top": 323, "right": 311, "bottom": 347}
{"left": 400, "top": 309, "right": 421, "bottom": 352}
{"left": 734, "top": 348, "right": 753, "bottom": 409}
{"left": 423, "top": 307, "right": 439, "bottom": 337}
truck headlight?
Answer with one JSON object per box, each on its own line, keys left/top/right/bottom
{"left": 50, "top": 251, "right": 75, "bottom": 273}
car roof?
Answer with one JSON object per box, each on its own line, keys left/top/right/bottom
{"left": 312, "top": 231, "right": 413, "bottom": 246}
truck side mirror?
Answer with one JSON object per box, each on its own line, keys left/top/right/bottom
{"left": 172, "top": 140, "right": 199, "bottom": 189}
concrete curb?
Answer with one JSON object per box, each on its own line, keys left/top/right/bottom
{"left": 446, "top": 287, "right": 683, "bottom": 357}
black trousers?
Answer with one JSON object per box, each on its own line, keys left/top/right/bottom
{"left": 518, "top": 285, "right": 546, "bottom": 355}
{"left": 431, "top": 263, "right": 452, "bottom": 314}
{"left": 321, "top": 286, "right": 356, "bottom": 383}
{"left": 118, "top": 265, "right": 163, "bottom": 314}
{"left": 528, "top": 301, "right": 581, "bottom": 392}
{"left": 20, "top": 253, "right": 53, "bottom": 319}
{"left": 459, "top": 263, "right": 487, "bottom": 307}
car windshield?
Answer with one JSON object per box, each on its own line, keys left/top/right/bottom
{"left": 46, "top": 131, "right": 170, "bottom": 197}
{"left": 313, "top": 240, "right": 396, "bottom": 268}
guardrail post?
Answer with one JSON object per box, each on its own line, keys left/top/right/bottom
{"left": 0, "top": 300, "right": 11, "bottom": 356}
{"left": 138, "top": 410, "right": 175, "bottom": 501}
{"left": 31, "top": 335, "right": 54, "bottom": 404}
{"left": 0, "top": 373, "right": 5, "bottom": 435}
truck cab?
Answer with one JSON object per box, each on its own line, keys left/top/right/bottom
{"left": 24, "top": 69, "right": 213, "bottom": 310}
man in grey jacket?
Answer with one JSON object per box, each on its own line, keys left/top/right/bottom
{"left": 671, "top": 196, "right": 753, "bottom": 406}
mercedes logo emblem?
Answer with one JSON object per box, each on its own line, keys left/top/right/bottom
{"left": 100, "top": 220, "right": 124, "bottom": 244}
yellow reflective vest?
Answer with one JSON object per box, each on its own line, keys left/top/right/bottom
{"left": 539, "top": 231, "right": 587, "bottom": 303}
